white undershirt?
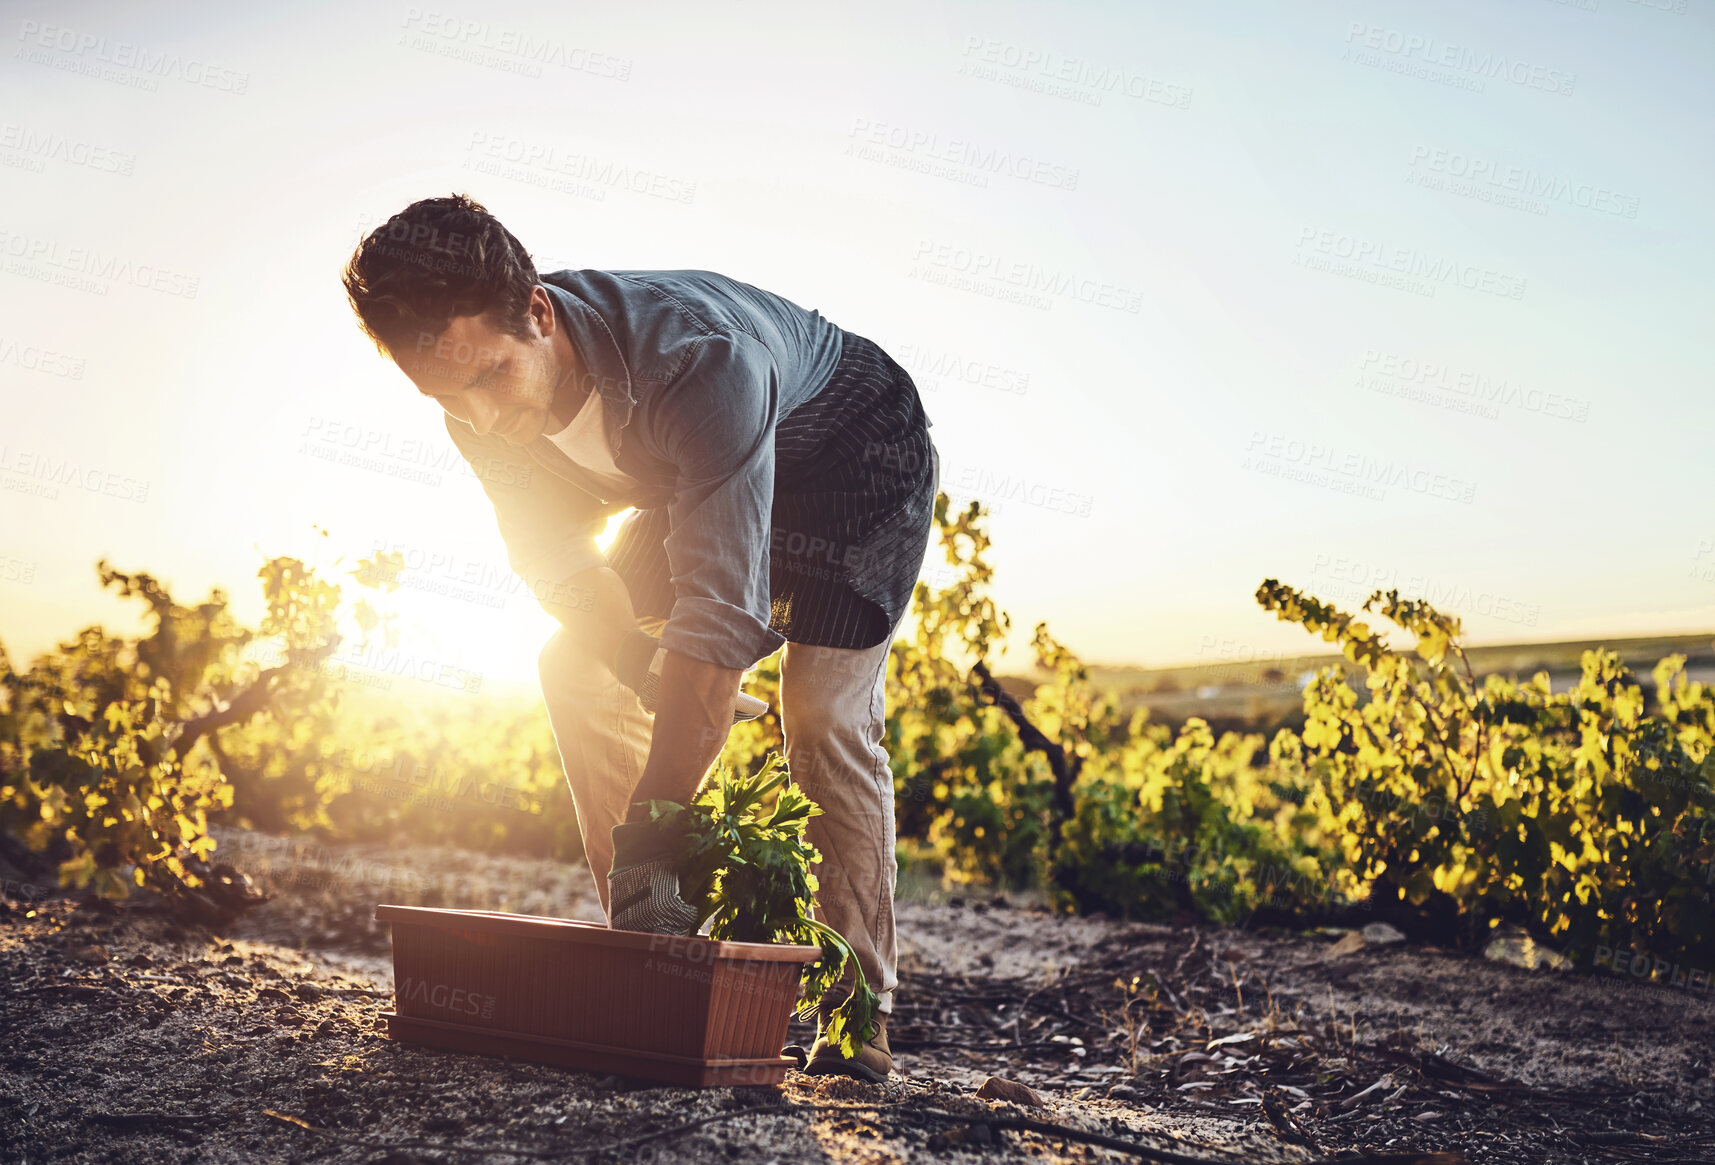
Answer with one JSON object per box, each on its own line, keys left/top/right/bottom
{"left": 541, "top": 387, "right": 640, "bottom": 499}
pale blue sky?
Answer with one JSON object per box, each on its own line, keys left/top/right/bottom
{"left": 2, "top": 0, "right": 1710, "bottom": 690}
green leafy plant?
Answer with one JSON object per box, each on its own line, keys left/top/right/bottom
{"left": 1255, "top": 578, "right": 1715, "bottom": 960}
{"left": 0, "top": 558, "right": 342, "bottom": 908}
{"left": 643, "top": 751, "right": 881, "bottom": 1059}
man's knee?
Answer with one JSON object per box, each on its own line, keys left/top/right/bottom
{"left": 782, "top": 662, "right": 873, "bottom": 747}
{"left": 783, "top": 686, "right": 840, "bottom": 750}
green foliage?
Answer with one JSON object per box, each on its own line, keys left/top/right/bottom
{"left": 0, "top": 558, "right": 338, "bottom": 900}
{"left": 1256, "top": 578, "right": 1715, "bottom": 960}
{"left": 7, "top": 493, "right": 1712, "bottom": 979}
{"left": 885, "top": 496, "right": 1042, "bottom": 887}
{"left": 749, "top": 493, "right": 1715, "bottom": 971}
{"left": 0, "top": 553, "right": 583, "bottom": 907}
{"left": 645, "top": 752, "right": 881, "bottom": 1058}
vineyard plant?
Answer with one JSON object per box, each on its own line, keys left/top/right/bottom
{"left": 3, "top": 497, "right": 1711, "bottom": 972}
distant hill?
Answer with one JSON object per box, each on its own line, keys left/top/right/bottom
{"left": 994, "top": 632, "right": 1715, "bottom": 730}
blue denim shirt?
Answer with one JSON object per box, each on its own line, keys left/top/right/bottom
{"left": 443, "top": 268, "right": 850, "bottom": 670}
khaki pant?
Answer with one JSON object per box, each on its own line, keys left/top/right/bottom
{"left": 536, "top": 495, "right": 935, "bottom": 1016}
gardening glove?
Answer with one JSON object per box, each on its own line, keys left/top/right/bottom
{"left": 613, "top": 629, "right": 768, "bottom": 725}
{"left": 607, "top": 819, "right": 699, "bottom": 935}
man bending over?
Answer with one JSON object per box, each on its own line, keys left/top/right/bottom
{"left": 341, "top": 194, "right": 940, "bottom": 1082}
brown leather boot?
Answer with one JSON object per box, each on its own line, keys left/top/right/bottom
{"left": 804, "top": 1008, "right": 891, "bottom": 1083}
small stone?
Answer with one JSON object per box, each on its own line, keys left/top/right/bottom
{"left": 294, "top": 983, "right": 323, "bottom": 1003}
{"left": 977, "top": 1076, "right": 1045, "bottom": 1107}
{"left": 1326, "top": 931, "right": 1365, "bottom": 958}
{"left": 1108, "top": 1084, "right": 1144, "bottom": 1102}
{"left": 1483, "top": 933, "right": 1571, "bottom": 971}
{"left": 258, "top": 987, "right": 291, "bottom": 1003}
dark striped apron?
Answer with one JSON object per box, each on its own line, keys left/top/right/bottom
{"left": 606, "top": 330, "right": 937, "bottom": 651}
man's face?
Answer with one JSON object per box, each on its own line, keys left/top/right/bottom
{"left": 396, "top": 285, "right": 563, "bottom": 446}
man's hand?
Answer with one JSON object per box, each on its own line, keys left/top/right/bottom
{"left": 607, "top": 819, "right": 700, "bottom": 934}
{"left": 614, "top": 629, "right": 767, "bottom": 724}
{"left": 624, "top": 648, "right": 743, "bottom": 823}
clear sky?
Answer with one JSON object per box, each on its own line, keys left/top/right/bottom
{"left": 2, "top": 0, "right": 1710, "bottom": 692}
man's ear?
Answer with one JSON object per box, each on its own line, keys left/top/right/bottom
{"left": 530, "top": 285, "right": 557, "bottom": 338}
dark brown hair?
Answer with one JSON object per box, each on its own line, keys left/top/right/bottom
{"left": 342, "top": 193, "right": 539, "bottom": 356}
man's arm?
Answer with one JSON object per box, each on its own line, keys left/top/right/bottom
{"left": 442, "top": 413, "right": 616, "bottom": 621}
{"left": 624, "top": 652, "right": 743, "bottom": 822}
{"left": 619, "top": 330, "right": 785, "bottom": 818}
{"left": 541, "top": 564, "right": 746, "bottom": 820}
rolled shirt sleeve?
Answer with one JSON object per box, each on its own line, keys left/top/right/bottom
{"left": 443, "top": 414, "right": 611, "bottom": 613}
{"left": 652, "top": 331, "right": 787, "bottom": 670}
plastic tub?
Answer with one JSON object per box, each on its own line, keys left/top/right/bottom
{"left": 374, "top": 905, "right": 824, "bottom": 1086}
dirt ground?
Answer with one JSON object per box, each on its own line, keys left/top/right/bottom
{"left": 4, "top": 827, "right": 1714, "bottom": 1164}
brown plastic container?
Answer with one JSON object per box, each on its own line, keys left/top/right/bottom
{"left": 373, "top": 905, "right": 824, "bottom": 1086}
